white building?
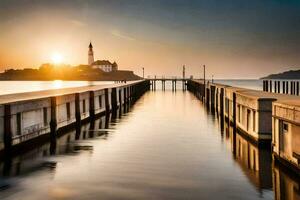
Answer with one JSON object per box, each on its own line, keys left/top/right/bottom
{"left": 88, "top": 42, "right": 118, "bottom": 72}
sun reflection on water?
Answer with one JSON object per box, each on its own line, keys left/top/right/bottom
{"left": 52, "top": 80, "right": 63, "bottom": 89}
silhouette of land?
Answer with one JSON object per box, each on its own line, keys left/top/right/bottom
{"left": 0, "top": 64, "right": 141, "bottom": 81}
{"left": 262, "top": 69, "right": 300, "bottom": 79}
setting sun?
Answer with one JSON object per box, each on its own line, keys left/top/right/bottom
{"left": 51, "top": 52, "right": 63, "bottom": 64}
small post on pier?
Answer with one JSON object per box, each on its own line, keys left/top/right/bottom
{"left": 286, "top": 81, "right": 289, "bottom": 94}
{"left": 297, "top": 82, "right": 299, "bottom": 96}
{"left": 4, "top": 104, "right": 12, "bottom": 150}
{"left": 278, "top": 81, "right": 281, "bottom": 93}
{"left": 270, "top": 80, "right": 272, "bottom": 93}
{"left": 111, "top": 88, "right": 118, "bottom": 119}
{"left": 50, "top": 96, "right": 57, "bottom": 139}
{"left": 203, "top": 65, "right": 206, "bottom": 99}
{"left": 89, "top": 91, "right": 95, "bottom": 119}
{"left": 266, "top": 80, "right": 269, "bottom": 92}
{"left": 142, "top": 67, "right": 144, "bottom": 79}
{"left": 104, "top": 88, "right": 110, "bottom": 114}
{"left": 274, "top": 81, "right": 277, "bottom": 93}
{"left": 232, "top": 92, "right": 237, "bottom": 157}
{"left": 75, "top": 93, "right": 81, "bottom": 125}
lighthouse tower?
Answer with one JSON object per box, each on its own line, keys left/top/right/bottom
{"left": 88, "top": 42, "right": 94, "bottom": 66}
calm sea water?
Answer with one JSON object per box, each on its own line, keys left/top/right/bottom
{"left": 0, "top": 80, "right": 263, "bottom": 95}
{"left": 0, "top": 87, "right": 296, "bottom": 200}
{"left": 214, "top": 79, "right": 263, "bottom": 90}
{"left": 0, "top": 81, "right": 114, "bottom": 95}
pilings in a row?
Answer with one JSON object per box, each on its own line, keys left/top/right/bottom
{"left": 1, "top": 80, "right": 151, "bottom": 152}
{"left": 150, "top": 80, "right": 187, "bottom": 91}
{"left": 263, "top": 80, "right": 300, "bottom": 95}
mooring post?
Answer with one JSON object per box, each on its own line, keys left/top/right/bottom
{"left": 89, "top": 91, "right": 95, "bottom": 119}
{"left": 297, "top": 82, "right": 299, "bottom": 96}
{"left": 111, "top": 88, "right": 117, "bottom": 111}
{"left": 232, "top": 92, "right": 237, "bottom": 157}
{"left": 4, "top": 104, "right": 12, "bottom": 150}
{"left": 274, "top": 81, "right": 277, "bottom": 93}
{"left": 270, "top": 80, "right": 272, "bottom": 93}
{"left": 75, "top": 93, "right": 81, "bottom": 124}
{"left": 206, "top": 87, "right": 210, "bottom": 108}
{"left": 50, "top": 96, "right": 57, "bottom": 139}
{"left": 104, "top": 88, "right": 110, "bottom": 114}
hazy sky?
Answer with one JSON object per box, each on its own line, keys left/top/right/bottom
{"left": 0, "top": 0, "right": 300, "bottom": 78}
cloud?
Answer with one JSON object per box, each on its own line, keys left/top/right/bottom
{"left": 111, "top": 30, "right": 136, "bottom": 41}
{"left": 70, "top": 19, "right": 86, "bottom": 27}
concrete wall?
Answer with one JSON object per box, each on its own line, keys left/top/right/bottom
{"left": 9, "top": 98, "right": 51, "bottom": 146}
{"left": 56, "top": 94, "right": 76, "bottom": 129}
{"left": 0, "top": 105, "right": 4, "bottom": 150}
{"left": 0, "top": 80, "right": 150, "bottom": 152}
{"left": 273, "top": 102, "right": 300, "bottom": 170}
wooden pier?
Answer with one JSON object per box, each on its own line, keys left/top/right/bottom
{"left": 147, "top": 77, "right": 189, "bottom": 91}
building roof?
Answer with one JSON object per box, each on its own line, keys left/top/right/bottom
{"left": 92, "top": 60, "right": 113, "bottom": 65}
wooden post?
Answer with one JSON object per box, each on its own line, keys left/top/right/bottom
{"left": 75, "top": 93, "right": 81, "bottom": 124}
{"left": 297, "top": 82, "right": 299, "bottom": 96}
{"left": 270, "top": 80, "right": 272, "bottom": 93}
{"left": 4, "top": 104, "right": 12, "bottom": 149}
{"left": 232, "top": 92, "right": 237, "bottom": 156}
{"left": 89, "top": 91, "right": 95, "bottom": 119}
{"left": 105, "top": 88, "right": 110, "bottom": 114}
{"left": 50, "top": 96, "right": 57, "bottom": 139}
{"left": 111, "top": 88, "right": 117, "bottom": 111}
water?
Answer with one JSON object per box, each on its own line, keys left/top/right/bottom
{"left": 214, "top": 79, "right": 262, "bottom": 90}
{"left": 0, "top": 81, "right": 114, "bottom": 95}
{"left": 1, "top": 88, "right": 298, "bottom": 200}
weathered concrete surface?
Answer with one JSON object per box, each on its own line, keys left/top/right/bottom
{"left": 0, "top": 80, "right": 150, "bottom": 152}
{"left": 273, "top": 99, "right": 300, "bottom": 172}
{"left": 188, "top": 79, "right": 300, "bottom": 172}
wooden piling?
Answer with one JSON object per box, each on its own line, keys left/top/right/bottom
{"left": 50, "top": 96, "right": 57, "bottom": 139}
{"left": 111, "top": 88, "right": 117, "bottom": 111}
{"left": 104, "top": 88, "right": 110, "bottom": 114}
{"left": 4, "top": 104, "right": 12, "bottom": 149}
{"left": 75, "top": 93, "right": 81, "bottom": 124}
{"left": 89, "top": 91, "right": 95, "bottom": 119}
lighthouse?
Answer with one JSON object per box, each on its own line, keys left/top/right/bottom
{"left": 88, "top": 42, "right": 94, "bottom": 66}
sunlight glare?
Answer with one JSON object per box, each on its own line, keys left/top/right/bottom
{"left": 51, "top": 52, "right": 63, "bottom": 64}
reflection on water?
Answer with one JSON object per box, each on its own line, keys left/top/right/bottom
{"left": 0, "top": 81, "right": 113, "bottom": 95}
{"left": 273, "top": 163, "right": 300, "bottom": 200}
{"left": 0, "top": 89, "right": 299, "bottom": 199}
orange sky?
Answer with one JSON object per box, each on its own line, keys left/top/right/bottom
{"left": 1, "top": 0, "right": 300, "bottom": 79}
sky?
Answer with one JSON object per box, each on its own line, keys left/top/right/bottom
{"left": 0, "top": 0, "right": 300, "bottom": 79}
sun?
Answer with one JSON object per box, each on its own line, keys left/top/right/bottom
{"left": 51, "top": 52, "right": 63, "bottom": 64}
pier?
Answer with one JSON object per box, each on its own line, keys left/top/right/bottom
{"left": 148, "top": 77, "right": 188, "bottom": 91}
{"left": 187, "top": 79, "right": 300, "bottom": 173}
{"left": 0, "top": 77, "right": 300, "bottom": 176}
{"left": 0, "top": 80, "right": 150, "bottom": 153}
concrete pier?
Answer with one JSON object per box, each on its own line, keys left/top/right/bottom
{"left": 0, "top": 80, "right": 150, "bottom": 153}
{"left": 264, "top": 80, "right": 300, "bottom": 96}
{"left": 187, "top": 79, "right": 300, "bottom": 173}
{"left": 272, "top": 99, "right": 300, "bottom": 172}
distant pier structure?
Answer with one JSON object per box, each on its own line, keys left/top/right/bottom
{"left": 147, "top": 65, "right": 189, "bottom": 91}
{"left": 263, "top": 79, "right": 300, "bottom": 96}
